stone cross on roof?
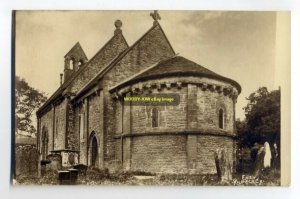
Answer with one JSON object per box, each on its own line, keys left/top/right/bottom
{"left": 150, "top": 10, "right": 161, "bottom": 26}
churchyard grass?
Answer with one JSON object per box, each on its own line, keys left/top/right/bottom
{"left": 14, "top": 167, "right": 280, "bottom": 186}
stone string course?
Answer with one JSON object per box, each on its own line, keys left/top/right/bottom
{"left": 37, "top": 21, "right": 240, "bottom": 175}
{"left": 111, "top": 76, "right": 239, "bottom": 102}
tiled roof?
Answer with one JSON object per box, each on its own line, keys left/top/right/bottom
{"left": 72, "top": 23, "right": 175, "bottom": 101}
{"left": 37, "top": 33, "right": 128, "bottom": 115}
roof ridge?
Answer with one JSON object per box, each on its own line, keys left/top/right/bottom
{"left": 63, "top": 33, "right": 128, "bottom": 88}
{"left": 73, "top": 24, "right": 175, "bottom": 99}
{"left": 37, "top": 33, "right": 128, "bottom": 114}
{"left": 64, "top": 42, "right": 88, "bottom": 60}
{"left": 74, "top": 50, "right": 128, "bottom": 96}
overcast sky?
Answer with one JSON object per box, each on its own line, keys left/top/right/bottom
{"left": 15, "top": 11, "right": 289, "bottom": 120}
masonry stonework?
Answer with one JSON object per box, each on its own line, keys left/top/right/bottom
{"left": 37, "top": 13, "right": 241, "bottom": 175}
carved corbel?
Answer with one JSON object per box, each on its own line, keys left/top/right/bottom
{"left": 201, "top": 83, "right": 207, "bottom": 91}
{"left": 216, "top": 86, "right": 223, "bottom": 94}
{"left": 166, "top": 83, "right": 171, "bottom": 90}
{"left": 208, "top": 84, "right": 216, "bottom": 92}
{"left": 156, "top": 83, "right": 162, "bottom": 91}
{"left": 176, "top": 82, "right": 182, "bottom": 89}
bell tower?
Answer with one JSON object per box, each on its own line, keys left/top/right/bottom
{"left": 64, "top": 42, "right": 88, "bottom": 82}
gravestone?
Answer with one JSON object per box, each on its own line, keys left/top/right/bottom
{"left": 16, "top": 145, "right": 39, "bottom": 177}
{"left": 40, "top": 159, "right": 51, "bottom": 177}
{"left": 253, "top": 147, "right": 265, "bottom": 177}
{"left": 214, "top": 148, "right": 232, "bottom": 183}
{"left": 46, "top": 154, "right": 62, "bottom": 171}
{"left": 263, "top": 142, "right": 272, "bottom": 168}
{"left": 58, "top": 171, "right": 71, "bottom": 185}
{"left": 58, "top": 169, "right": 78, "bottom": 185}
{"left": 73, "top": 164, "right": 88, "bottom": 175}
{"left": 68, "top": 169, "right": 79, "bottom": 184}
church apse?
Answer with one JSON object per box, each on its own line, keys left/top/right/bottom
{"left": 37, "top": 11, "right": 241, "bottom": 175}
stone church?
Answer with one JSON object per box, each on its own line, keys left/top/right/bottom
{"left": 36, "top": 11, "right": 241, "bottom": 174}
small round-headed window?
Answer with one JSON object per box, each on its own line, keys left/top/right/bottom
{"left": 152, "top": 107, "right": 159, "bottom": 128}
{"left": 218, "top": 108, "right": 224, "bottom": 129}
{"left": 69, "top": 58, "right": 75, "bottom": 70}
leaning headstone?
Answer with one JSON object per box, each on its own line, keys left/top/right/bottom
{"left": 214, "top": 150, "right": 221, "bottom": 180}
{"left": 220, "top": 149, "right": 232, "bottom": 182}
{"left": 214, "top": 148, "right": 232, "bottom": 183}
{"left": 253, "top": 146, "right": 265, "bottom": 177}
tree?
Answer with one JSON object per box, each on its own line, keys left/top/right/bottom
{"left": 237, "top": 87, "right": 281, "bottom": 169}
{"left": 243, "top": 87, "right": 280, "bottom": 146}
{"left": 15, "top": 76, "right": 47, "bottom": 136}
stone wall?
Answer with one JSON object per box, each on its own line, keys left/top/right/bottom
{"left": 197, "top": 87, "right": 234, "bottom": 134}
{"left": 130, "top": 134, "right": 235, "bottom": 175}
{"left": 103, "top": 25, "right": 175, "bottom": 163}
{"left": 69, "top": 33, "right": 128, "bottom": 94}
{"left": 72, "top": 105, "right": 81, "bottom": 151}
{"left": 16, "top": 145, "right": 39, "bottom": 177}
{"left": 115, "top": 76, "right": 237, "bottom": 135}
{"left": 73, "top": 104, "right": 88, "bottom": 164}
{"left": 127, "top": 134, "right": 235, "bottom": 174}
{"left": 87, "top": 93, "right": 104, "bottom": 167}
{"left": 196, "top": 135, "right": 235, "bottom": 174}
{"left": 38, "top": 32, "right": 127, "bottom": 161}
{"left": 54, "top": 100, "right": 67, "bottom": 150}
{"left": 113, "top": 77, "right": 237, "bottom": 174}
{"left": 38, "top": 22, "right": 239, "bottom": 175}
{"left": 66, "top": 102, "right": 77, "bottom": 150}
{"left": 40, "top": 108, "right": 54, "bottom": 154}
{"left": 130, "top": 86, "right": 187, "bottom": 133}
{"left": 130, "top": 135, "right": 188, "bottom": 174}
{"left": 117, "top": 80, "right": 235, "bottom": 136}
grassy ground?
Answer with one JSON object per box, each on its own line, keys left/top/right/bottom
{"left": 14, "top": 167, "right": 280, "bottom": 186}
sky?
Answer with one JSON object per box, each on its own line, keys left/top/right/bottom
{"left": 15, "top": 11, "right": 289, "bottom": 120}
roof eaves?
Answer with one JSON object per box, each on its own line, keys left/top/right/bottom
{"left": 37, "top": 34, "right": 127, "bottom": 115}
{"left": 71, "top": 25, "right": 160, "bottom": 101}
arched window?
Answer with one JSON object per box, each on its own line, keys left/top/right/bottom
{"left": 152, "top": 108, "right": 158, "bottom": 127}
{"left": 69, "top": 58, "right": 75, "bottom": 70}
{"left": 88, "top": 132, "right": 98, "bottom": 167}
{"left": 91, "top": 136, "right": 98, "bottom": 167}
{"left": 219, "top": 109, "right": 224, "bottom": 129}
